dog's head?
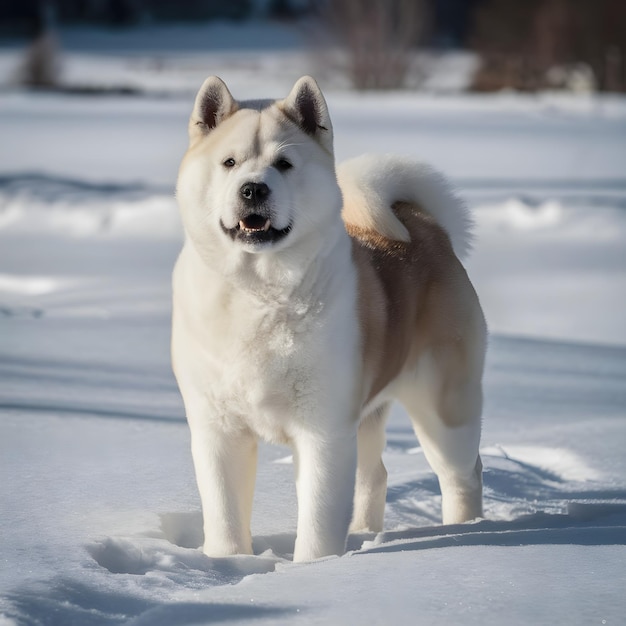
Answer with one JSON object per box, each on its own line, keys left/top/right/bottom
{"left": 177, "top": 76, "right": 342, "bottom": 260}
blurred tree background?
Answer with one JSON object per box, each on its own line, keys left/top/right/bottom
{"left": 1, "top": 0, "right": 624, "bottom": 92}
{"left": 471, "top": 0, "right": 626, "bottom": 92}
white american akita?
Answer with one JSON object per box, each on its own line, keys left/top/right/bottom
{"left": 172, "top": 76, "right": 486, "bottom": 562}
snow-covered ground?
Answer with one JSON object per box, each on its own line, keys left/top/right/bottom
{"left": 1, "top": 22, "right": 625, "bottom": 625}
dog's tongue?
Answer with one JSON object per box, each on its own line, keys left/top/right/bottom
{"left": 240, "top": 216, "right": 271, "bottom": 232}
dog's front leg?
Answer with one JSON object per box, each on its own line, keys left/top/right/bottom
{"left": 189, "top": 422, "right": 257, "bottom": 557}
{"left": 292, "top": 429, "right": 357, "bottom": 562}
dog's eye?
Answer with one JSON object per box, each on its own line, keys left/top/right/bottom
{"left": 275, "top": 158, "right": 293, "bottom": 172}
{"left": 222, "top": 158, "right": 236, "bottom": 168}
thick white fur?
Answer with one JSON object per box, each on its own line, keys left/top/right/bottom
{"left": 338, "top": 153, "right": 474, "bottom": 258}
{"left": 173, "top": 76, "right": 484, "bottom": 563}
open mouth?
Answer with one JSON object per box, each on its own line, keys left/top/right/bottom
{"left": 220, "top": 214, "right": 292, "bottom": 246}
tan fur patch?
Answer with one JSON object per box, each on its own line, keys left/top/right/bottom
{"left": 347, "top": 202, "right": 486, "bottom": 427}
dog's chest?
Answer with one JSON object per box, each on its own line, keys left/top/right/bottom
{"left": 204, "top": 297, "right": 327, "bottom": 441}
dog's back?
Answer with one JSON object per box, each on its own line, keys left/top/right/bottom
{"left": 338, "top": 154, "right": 486, "bottom": 415}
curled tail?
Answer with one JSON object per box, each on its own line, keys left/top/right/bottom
{"left": 337, "top": 154, "right": 473, "bottom": 259}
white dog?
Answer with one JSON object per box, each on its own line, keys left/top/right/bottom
{"left": 172, "top": 76, "right": 486, "bottom": 562}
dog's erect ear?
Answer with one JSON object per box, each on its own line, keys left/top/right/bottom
{"left": 279, "top": 76, "right": 333, "bottom": 153}
{"left": 189, "top": 76, "right": 237, "bottom": 139}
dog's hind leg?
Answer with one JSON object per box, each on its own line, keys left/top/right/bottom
{"left": 350, "top": 404, "right": 390, "bottom": 533}
{"left": 419, "top": 426, "right": 483, "bottom": 525}
{"left": 397, "top": 352, "right": 483, "bottom": 525}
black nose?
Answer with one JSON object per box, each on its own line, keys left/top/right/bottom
{"left": 240, "top": 182, "right": 270, "bottom": 204}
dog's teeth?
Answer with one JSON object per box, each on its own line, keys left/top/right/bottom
{"left": 238, "top": 218, "right": 271, "bottom": 233}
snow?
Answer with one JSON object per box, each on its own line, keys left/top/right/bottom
{"left": 1, "top": 22, "right": 626, "bottom": 626}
